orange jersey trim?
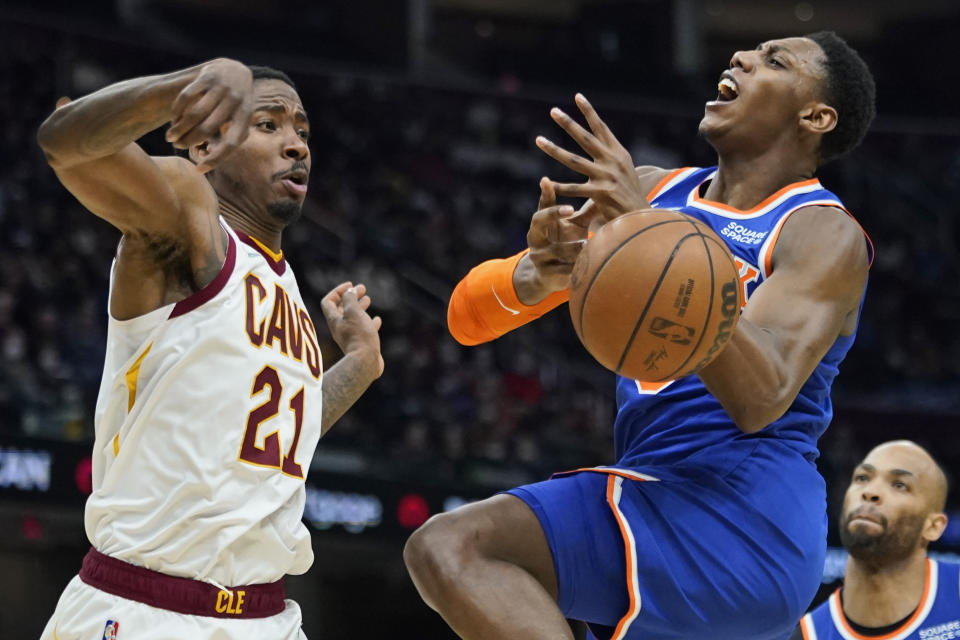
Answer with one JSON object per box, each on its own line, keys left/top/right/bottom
{"left": 645, "top": 167, "right": 691, "bottom": 202}
{"left": 834, "top": 558, "right": 933, "bottom": 640}
{"left": 447, "top": 250, "right": 569, "bottom": 345}
{"left": 693, "top": 178, "right": 821, "bottom": 215}
{"left": 799, "top": 614, "right": 815, "bottom": 640}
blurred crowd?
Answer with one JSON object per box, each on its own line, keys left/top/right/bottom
{"left": 1, "top": 20, "right": 959, "bottom": 497}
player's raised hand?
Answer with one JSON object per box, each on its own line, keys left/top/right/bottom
{"left": 518, "top": 177, "right": 589, "bottom": 301}
{"left": 536, "top": 93, "right": 649, "bottom": 221}
{"left": 165, "top": 58, "right": 254, "bottom": 173}
{"left": 321, "top": 282, "right": 384, "bottom": 378}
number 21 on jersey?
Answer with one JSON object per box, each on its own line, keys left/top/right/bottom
{"left": 238, "top": 365, "right": 306, "bottom": 479}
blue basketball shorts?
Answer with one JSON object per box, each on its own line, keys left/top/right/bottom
{"left": 506, "top": 440, "right": 826, "bottom": 640}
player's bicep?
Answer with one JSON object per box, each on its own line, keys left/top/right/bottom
{"left": 740, "top": 270, "right": 849, "bottom": 380}
{"left": 51, "top": 144, "right": 205, "bottom": 235}
{"left": 741, "top": 207, "right": 869, "bottom": 376}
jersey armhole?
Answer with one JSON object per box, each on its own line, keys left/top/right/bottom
{"left": 169, "top": 228, "right": 237, "bottom": 319}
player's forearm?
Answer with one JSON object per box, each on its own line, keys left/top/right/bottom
{"left": 37, "top": 62, "right": 209, "bottom": 168}
{"left": 696, "top": 318, "right": 792, "bottom": 434}
{"left": 447, "top": 252, "right": 570, "bottom": 346}
{"left": 320, "top": 351, "right": 381, "bottom": 435}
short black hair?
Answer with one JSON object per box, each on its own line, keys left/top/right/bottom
{"left": 805, "top": 31, "right": 876, "bottom": 165}
{"left": 249, "top": 65, "right": 298, "bottom": 92}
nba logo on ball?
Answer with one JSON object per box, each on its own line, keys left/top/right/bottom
{"left": 102, "top": 620, "right": 119, "bottom": 640}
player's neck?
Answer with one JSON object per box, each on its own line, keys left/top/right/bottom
{"left": 706, "top": 149, "right": 817, "bottom": 211}
{"left": 217, "top": 199, "right": 284, "bottom": 254}
{"left": 841, "top": 551, "right": 928, "bottom": 627}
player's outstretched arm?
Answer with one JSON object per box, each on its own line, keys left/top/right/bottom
{"left": 319, "top": 283, "right": 384, "bottom": 434}
{"left": 36, "top": 58, "right": 252, "bottom": 237}
{"left": 697, "top": 206, "right": 870, "bottom": 433}
{"left": 446, "top": 179, "right": 583, "bottom": 345}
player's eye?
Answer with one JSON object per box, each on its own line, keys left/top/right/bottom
{"left": 893, "top": 481, "right": 908, "bottom": 490}
{"left": 768, "top": 56, "right": 783, "bottom": 68}
{"left": 298, "top": 129, "right": 310, "bottom": 141}
{"left": 257, "top": 120, "right": 277, "bottom": 131}
{"left": 853, "top": 474, "right": 869, "bottom": 482}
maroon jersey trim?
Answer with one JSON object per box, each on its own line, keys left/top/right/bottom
{"left": 169, "top": 231, "right": 237, "bottom": 319}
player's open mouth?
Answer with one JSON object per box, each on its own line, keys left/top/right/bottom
{"left": 278, "top": 170, "right": 308, "bottom": 196}
{"left": 716, "top": 73, "right": 739, "bottom": 102}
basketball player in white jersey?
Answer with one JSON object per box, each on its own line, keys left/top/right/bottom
{"left": 36, "top": 59, "right": 383, "bottom": 639}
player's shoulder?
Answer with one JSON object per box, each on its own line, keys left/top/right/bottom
{"left": 152, "top": 155, "right": 219, "bottom": 215}
{"left": 777, "top": 204, "right": 870, "bottom": 273}
{"left": 634, "top": 165, "right": 682, "bottom": 199}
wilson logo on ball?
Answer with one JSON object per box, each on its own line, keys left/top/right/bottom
{"left": 692, "top": 279, "right": 739, "bottom": 373}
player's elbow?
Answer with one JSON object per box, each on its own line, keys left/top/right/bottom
{"left": 446, "top": 299, "right": 493, "bottom": 346}
{"left": 728, "top": 409, "right": 774, "bottom": 434}
{"left": 725, "top": 394, "right": 791, "bottom": 434}
{"left": 37, "top": 115, "right": 69, "bottom": 168}
{"left": 447, "top": 324, "right": 487, "bottom": 347}
{"left": 37, "top": 109, "right": 84, "bottom": 169}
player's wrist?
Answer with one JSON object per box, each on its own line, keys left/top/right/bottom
{"left": 513, "top": 254, "right": 552, "bottom": 306}
{"left": 342, "top": 345, "right": 384, "bottom": 380}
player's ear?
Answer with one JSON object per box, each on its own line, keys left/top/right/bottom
{"left": 922, "top": 512, "right": 948, "bottom": 543}
{"left": 799, "top": 102, "right": 837, "bottom": 136}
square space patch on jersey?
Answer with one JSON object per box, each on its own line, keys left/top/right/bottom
{"left": 102, "top": 619, "right": 119, "bottom": 640}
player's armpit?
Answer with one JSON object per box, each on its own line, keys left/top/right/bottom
{"left": 697, "top": 205, "right": 870, "bottom": 433}
{"left": 447, "top": 251, "right": 570, "bottom": 346}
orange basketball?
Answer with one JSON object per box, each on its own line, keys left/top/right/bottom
{"left": 569, "top": 209, "right": 741, "bottom": 382}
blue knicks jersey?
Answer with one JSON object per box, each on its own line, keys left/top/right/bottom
{"left": 799, "top": 560, "right": 960, "bottom": 640}
{"left": 613, "top": 166, "right": 873, "bottom": 469}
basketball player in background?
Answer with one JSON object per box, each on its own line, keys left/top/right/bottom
{"left": 794, "top": 440, "right": 958, "bottom": 639}
{"left": 36, "top": 59, "right": 383, "bottom": 638}
{"left": 405, "top": 31, "right": 875, "bottom": 639}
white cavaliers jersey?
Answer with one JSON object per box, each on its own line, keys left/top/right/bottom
{"left": 85, "top": 220, "right": 324, "bottom": 586}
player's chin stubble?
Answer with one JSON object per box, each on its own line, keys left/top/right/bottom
{"left": 840, "top": 512, "right": 926, "bottom": 565}
{"left": 267, "top": 200, "right": 303, "bottom": 225}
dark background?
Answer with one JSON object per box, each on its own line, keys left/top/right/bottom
{"left": 1, "top": 0, "right": 959, "bottom": 637}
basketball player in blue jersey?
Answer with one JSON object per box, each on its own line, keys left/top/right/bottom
{"left": 794, "top": 441, "right": 957, "bottom": 640}
{"left": 405, "top": 31, "right": 876, "bottom": 640}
